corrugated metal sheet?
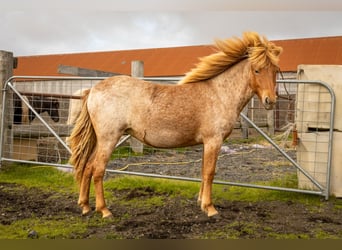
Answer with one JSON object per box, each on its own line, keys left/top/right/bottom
{"left": 13, "top": 36, "right": 342, "bottom": 77}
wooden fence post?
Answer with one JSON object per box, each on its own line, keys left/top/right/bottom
{"left": 267, "top": 110, "right": 275, "bottom": 136}
{"left": 241, "top": 106, "right": 249, "bottom": 139}
{"left": 0, "top": 50, "right": 14, "bottom": 162}
{"left": 129, "top": 60, "right": 144, "bottom": 153}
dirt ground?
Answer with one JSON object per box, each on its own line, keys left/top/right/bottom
{"left": 1, "top": 141, "right": 342, "bottom": 239}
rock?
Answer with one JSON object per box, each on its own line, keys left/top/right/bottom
{"left": 28, "top": 230, "right": 39, "bottom": 239}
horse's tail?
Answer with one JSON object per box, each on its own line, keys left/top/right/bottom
{"left": 68, "top": 89, "right": 97, "bottom": 184}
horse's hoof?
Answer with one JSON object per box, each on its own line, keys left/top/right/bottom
{"left": 205, "top": 205, "right": 218, "bottom": 217}
{"left": 102, "top": 212, "right": 113, "bottom": 219}
{"left": 81, "top": 207, "right": 92, "bottom": 216}
{"left": 99, "top": 207, "right": 113, "bottom": 219}
{"left": 208, "top": 210, "right": 219, "bottom": 218}
{"left": 208, "top": 209, "right": 219, "bottom": 217}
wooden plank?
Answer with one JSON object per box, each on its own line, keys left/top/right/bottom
{"left": 18, "top": 91, "right": 82, "bottom": 99}
{"left": 12, "top": 124, "right": 74, "bottom": 138}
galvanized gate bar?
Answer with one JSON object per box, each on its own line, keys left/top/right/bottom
{"left": 276, "top": 79, "right": 336, "bottom": 200}
{"left": 240, "top": 112, "right": 324, "bottom": 191}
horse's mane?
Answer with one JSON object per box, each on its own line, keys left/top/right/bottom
{"left": 179, "top": 31, "right": 283, "bottom": 84}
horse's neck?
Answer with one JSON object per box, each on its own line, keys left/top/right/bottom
{"left": 212, "top": 60, "right": 255, "bottom": 113}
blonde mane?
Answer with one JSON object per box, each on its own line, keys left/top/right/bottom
{"left": 179, "top": 31, "right": 283, "bottom": 84}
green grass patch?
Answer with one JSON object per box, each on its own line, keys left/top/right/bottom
{"left": 0, "top": 164, "right": 323, "bottom": 209}
{"left": 0, "top": 164, "right": 77, "bottom": 193}
{"left": 212, "top": 173, "right": 323, "bottom": 207}
{"left": 267, "top": 232, "right": 310, "bottom": 239}
{"left": 0, "top": 214, "right": 120, "bottom": 239}
{"left": 202, "top": 221, "right": 261, "bottom": 239}
{"left": 0, "top": 216, "right": 86, "bottom": 239}
{"left": 110, "top": 146, "right": 190, "bottom": 160}
{"left": 110, "top": 146, "right": 167, "bottom": 160}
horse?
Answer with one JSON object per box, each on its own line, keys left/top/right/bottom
{"left": 69, "top": 32, "right": 282, "bottom": 218}
{"left": 13, "top": 93, "right": 60, "bottom": 124}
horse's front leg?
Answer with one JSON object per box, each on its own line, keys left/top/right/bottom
{"left": 198, "top": 140, "right": 222, "bottom": 217}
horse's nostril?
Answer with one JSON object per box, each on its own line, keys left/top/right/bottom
{"left": 265, "top": 97, "right": 270, "bottom": 105}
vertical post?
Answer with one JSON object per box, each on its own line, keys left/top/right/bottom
{"left": 241, "top": 105, "right": 249, "bottom": 139}
{"left": 130, "top": 60, "right": 144, "bottom": 153}
{"left": 267, "top": 109, "right": 275, "bottom": 136}
{"left": 0, "top": 51, "right": 14, "bottom": 162}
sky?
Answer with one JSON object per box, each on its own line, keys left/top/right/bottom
{"left": 1, "top": 0, "right": 342, "bottom": 56}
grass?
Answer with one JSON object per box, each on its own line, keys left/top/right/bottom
{"left": 0, "top": 163, "right": 77, "bottom": 193}
{"left": 0, "top": 163, "right": 325, "bottom": 209}
{"left": 203, "top": 221, "right": 261, "bottom": 239}
{"left": 0, "top": 212, "right": 120, "bottom": 239}
{"left": 0, "top": 163, "right": 340, "bottom": 239}
{"left": 110, "top": 146, "right": 167, "bottom": 160}
{"left": 0, "top": 216, "right": 87, "bottom": 239}
{"left": 211, "top": 173, "right": 324, "bottom": 207}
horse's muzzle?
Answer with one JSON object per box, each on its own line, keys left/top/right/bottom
{"left": 263, "top": 96, "right": 276, "bottom": 110}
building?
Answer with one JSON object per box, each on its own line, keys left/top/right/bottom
{"left": 13, "top": 36, "right": 342, "bottom": 79}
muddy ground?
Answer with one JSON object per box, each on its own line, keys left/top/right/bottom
{"left": 1, "top": 141, "right": 342, "bottom": 239}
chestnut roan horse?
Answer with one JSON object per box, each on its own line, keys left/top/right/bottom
{"left": 69, "top": 32, "right": 282, "bottom": 218}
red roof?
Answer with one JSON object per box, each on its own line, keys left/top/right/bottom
{"left": 14, "top": 46, "right": 214, "bottom": 77}
{"left": 13, "top": 36, "right": 342, "bottom": 77}
{"left": 275, "top": 36, "right": 342, "bottom": 71}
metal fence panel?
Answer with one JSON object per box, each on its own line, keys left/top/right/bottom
{"left": 0, "top": 77, "right": 335, "bottom": 199}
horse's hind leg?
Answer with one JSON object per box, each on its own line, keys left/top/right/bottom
{"left": 78, "top": 163, "right": 93, "bottom": 216}
{"left": 92, "top": 139, "right": 119, "bottom": 218}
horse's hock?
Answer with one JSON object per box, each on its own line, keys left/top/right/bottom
{"left": 296, "top": 65, "right": 342, "bottom": 197}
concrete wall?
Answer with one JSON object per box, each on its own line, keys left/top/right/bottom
{"left": 296, "top": 65, "right": 342, "bottom": 197}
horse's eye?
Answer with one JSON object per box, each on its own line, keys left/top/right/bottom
{"left": 254, "top": 69, "right": 260, "bottom": 74}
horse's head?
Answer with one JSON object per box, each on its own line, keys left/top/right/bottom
{"left": 246, "top": 32, "right": 282, "bottom": 110}
{"left": 249, "top": 64, "right": 279, "bottom": 110}
{"left": 43, "top": 98, "right": 60, "bottom": 122}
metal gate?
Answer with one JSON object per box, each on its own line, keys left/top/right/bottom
{"left": 0, "top": 76, "right": 335, "bottom": 200}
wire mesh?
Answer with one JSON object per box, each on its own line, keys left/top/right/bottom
{"left": 295, "top": 82, "right": 333, "bottom": 192}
